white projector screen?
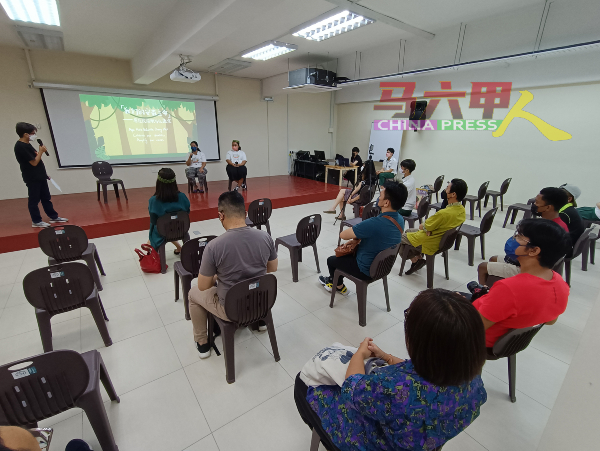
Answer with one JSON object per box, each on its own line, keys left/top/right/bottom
{"left": 40, "top": 86, "right": 220, "bottom": 168}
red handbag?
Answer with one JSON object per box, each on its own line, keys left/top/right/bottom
{"left": 135, "top": 244, "right": 165, "bottom": 273}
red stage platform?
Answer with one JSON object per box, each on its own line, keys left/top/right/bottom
{"left": 0, "top": 176, "right": 338, "bottom": 253}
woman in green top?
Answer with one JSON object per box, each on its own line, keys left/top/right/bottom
{"left": 148, "top": 168, "right": 190, "bottom": 254}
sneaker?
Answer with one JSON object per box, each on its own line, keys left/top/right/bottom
{"left": 405, "top": 258, "right": 426, "bottom": 275}
{"left": 196, "top": 342, "right": 211, "bottom": 359}
{"left": 241, "top": 184, "right": 247, "bottom": 190}
{"left": 32, "top": 221, "right": 51, "bottom": 228}
{"left": 234, "top": 186, "right": 239, "bottom": 191}
{"left": 336, "top": 284, "right": 349, "bottom": 295}
{"left": 49, "top": 217, "right": 68, "bottom": 223}
{"left": 258, "top": 320, "right": 267, "bottom": 331}
{"left": 319, "top": 275, "right": 333, "bottom": 292}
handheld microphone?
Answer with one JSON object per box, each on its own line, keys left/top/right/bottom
{"left": 37, "top": 139, "right": 49, "bottom": 156}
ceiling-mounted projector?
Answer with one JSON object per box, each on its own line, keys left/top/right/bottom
{"left": 170, "top": 55, "right": 201, "bottom": 83}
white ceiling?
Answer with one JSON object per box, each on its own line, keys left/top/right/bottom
{"left": 0, "top": 0, "right": 546, "bottom": 82}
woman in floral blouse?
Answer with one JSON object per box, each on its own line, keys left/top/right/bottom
{"left": 295, "top": 289, "right": 488, "bottom": 451}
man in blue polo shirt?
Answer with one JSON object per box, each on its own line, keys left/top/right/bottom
{"left": 319, "top": 181, "right": 407, "bottom": 294}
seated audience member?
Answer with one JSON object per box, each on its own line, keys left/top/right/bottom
{"left": 0, "top": 426, "right": 93, "bottom": 451}
{"left": 531, "top": 187, "right": 569, "bottom": 232}
{"left": 344, "top": 146, "right": 363, "bottom": 185}
{"left": 577, "top": 200, "right": 600, "bottom": 222}
{"left": 188, "top": 191, "right": 278, "bottom": 358}
{"left": 295, "top": 289, "right": 487, "bottom": 451}
{"left": 402, "top": 178, "right": 468, "bottom": 275}
{"left": 185, "top": 141, "right": 207, "bottom": 193}
{"left": 472, "top": 219, "right": 570, "bottom": 349}
{"left": 323, "top": 160, "right": 377, "bottom": 220}
{"left": 376, "top": 148, "right": 398, "bottom": 187}
{"left": 148, "top": 168, "right": 190, "bottom": 255}
{"left": 398, "top": 159, "right": 416, "bottom": 217}
{"left": 558, "top": 184, "right": 585, "bottom": 246}
{"left": 225, "top": 139, "right": 247, "bottom": 191}
{"left": 319, "top": 181, "right": 407, "bottom": 295}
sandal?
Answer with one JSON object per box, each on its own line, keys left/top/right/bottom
{"left": 174, "top": 250, "right": 181, "bottom": 255}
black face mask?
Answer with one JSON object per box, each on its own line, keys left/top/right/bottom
{"left": 530, "top": 204, "right": 541, "bottom": 216}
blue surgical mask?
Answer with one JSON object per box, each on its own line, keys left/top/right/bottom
{"left": 504, "top": 236, "right": 520, "bottom": 258}
{"left": 191, "top": 146, "right": 197, "bottom": 152}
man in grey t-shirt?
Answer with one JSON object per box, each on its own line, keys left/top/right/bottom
{"left": 189, "top": 191, "right": 278, "bottom": 358}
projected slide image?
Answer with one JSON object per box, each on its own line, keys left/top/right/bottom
{"left": 80, "top": 94, "right": 197, "bottom": 161}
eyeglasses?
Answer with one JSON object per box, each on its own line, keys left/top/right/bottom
{"left": 513, "top": 231, "right": 531, "bottom": 245}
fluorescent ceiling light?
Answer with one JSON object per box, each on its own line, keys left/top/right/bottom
{"left": 0, "top": 0, "right": 60, "bottom": 26}
{"left": 242, "top": 41, "right": 297, "bottom": 61}
{"left": 293, "top": 10, "right": 374, "bottom": 42}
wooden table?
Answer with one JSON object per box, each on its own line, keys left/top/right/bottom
{"left": 325, "top": 165, "right": 358, "bottom": 187}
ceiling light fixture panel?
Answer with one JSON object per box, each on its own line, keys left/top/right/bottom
{"left": 293, "top": 10, "right": 374, "bottom": 42}
{"left": 242, "top": 41, "right": 297, "bottom": 61}
{"left": 0, "top": 0, "right": 60, "bottom": 26}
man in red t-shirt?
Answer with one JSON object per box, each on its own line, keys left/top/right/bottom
{"left": 532, "top": 187, "right": 569, "bottom": 232}
{"left": 472, "top": 218, "right": 570, "bottom": 348}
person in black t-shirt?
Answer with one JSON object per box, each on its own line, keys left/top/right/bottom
{"left": 14, "top": 122, "right": 67, "bottom": 227}
{"left": 344, "top": 147, "right": 363, "bottom": 185}
{"left": 559, "top": 183, "right": 585, "bottom": 250}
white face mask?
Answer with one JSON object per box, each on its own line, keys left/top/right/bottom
{"left": 29, "top": 134, "right": 37, "bottom": 142}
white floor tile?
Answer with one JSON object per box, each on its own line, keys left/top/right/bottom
{"left": 152, "top": 289, "right": 187, "bottom": 326}
{"left": 0, "top": 283, "right": 12, "bottom": 309}
{"left": 184, "top": 434, "right": 220, "bottom": 451}
{"left": 443, "top": 432, "right": 489, "bottom": 451}
{"left": 530, "top": 322, "right": 582, "bottom": 364}
{"left": 98, "top": 276, "right": 151, "bottom": 309}
{"left": 280, "top": 277, "right": 339, "bottom": 312}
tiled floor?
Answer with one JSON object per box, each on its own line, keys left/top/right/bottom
{"left": 0, "top": 200, "right": 598, "bottom": 451}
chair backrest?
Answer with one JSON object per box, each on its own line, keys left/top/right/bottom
{"left": 476, "top": 181, "right": 490, "bottom": 200}
{"left": 0, "top": 350, "right": 90, "bottom": 426}
{"left": 437, "top": 227, "right": 461, "bottom": 254}
{"left": 433, "top": 175, "right": 444, "bottom": 192}
{"left": 479, "top": 208, "right": 498, "bottom": 234}
{"left": 157, "top": 211, "right": 191, "bottom": 242}
{"left": 37, "top": 226, "right": 89, "bottom": 262}
{"left": 491, "top": 324, "right": 544, "bottom": 358}
{"left": 356, "top": 183, "right": 376, "bottom": 207}
{"left": 527, "top": 197, "right": 535, "bottom": 205}
{"left": 569, "top": 227, "right": 593, "bottom": 260}
{"left": 223, "top": 274, "right": 277, "bottom": 327}
{"left": 91, "top": 161, "right": 113, "bottom": 181}
{"left": 417, "top": 198, "right": 430, "bottom": 219}
{"left": 180, "top": 236, "right": 217, "bottom": 276}
{"left": 499, "top": 178, "right": 512, "bottom": 195}
{"left": 369, "top": 244, "right": 400, "bottom": 280}
{"left": 247, "top": 198, "right": 273, "bottom": 227}
{"left": 23, "top": 263, "right": 96, "bottom": 314}
{"left": 361, "top": 201, "right": 380, "bottom": 221}
{"left": 295, "top": 214, "right": 322, "bottom": 247}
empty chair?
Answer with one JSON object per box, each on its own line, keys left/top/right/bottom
{"left": 503, "top": 198, "right": 535, "bottom": 228}
{"left": 156, "top": 211, "right": 191, "bottom": 274}
{"left": 337, "top": 201, "right": 380, "bottom": 246}
{"left": 462, "top": 181, "right": 489, "bottom": 220}
{"left": 487, "top": 324, "right": 544, "bottom": 402}
{"left": 562, "top": 228, "right": 592, "bottom": 286}
{"left": 426, "top": 201, "right": 444, "bottom": 219}
{"left": 207, "top": 274, "right": 280, "bottom": 383}
{"left": 174, "top": 236, "right": 217, "bottom": 320}
{"left": 427, "top": 175, "right": 445, "bottom": 203}
{"left": 91, "top": 161, "right": 127, "bottom": 204}
{"left": 399, "top": 227, "right": 460, "bottom": 289}
{"left": 484, "top": 178, "right": 512, "bottom": 211}
{"left": 0, "top": 350, "right": 120, "bottom": 451}
{"left": 454, "top": 208, "right": 498, "bottom": 266}
{"left": 275, "top": 214, "right": 322, "bottom": 282}
{"left": 38, "top": 225, "right": 105, "bottom": 291}
{"left": 404, "top": 198, "right": 429, "bottom": 229}
{"left": 245, "top": 198, "right": 273, "bottom": 236}
{"left": 23, "top": 263, "right": 112, "bottom": 352}
{"left": 330, "top": 244, "right": 399, "bottom": 327}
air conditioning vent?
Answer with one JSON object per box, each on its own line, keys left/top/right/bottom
{"left": 208, "top": 59, "right": 252, "bottom": 75}
{"left": 16, "top": 25, "right": 64, "bottom": 51}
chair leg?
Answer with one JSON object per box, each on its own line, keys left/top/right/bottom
{"left": 35, "top": 310, "right": 54, "bottom": 353}
{"left": 478, "top": 200, "right": 482, "bottom": 217}
{"left": 99, "top": 354, "right": 120, "bottom": 402}
{"left": 222, "top": 323, "right": 236, "bottom": 384}
{"left": 426, "top": 255, "right": 435, "bottom": 289}
{"left": 265, "top": 221, "right": 271, "bottom": 236}
{"left": 83, "top": 253, "right": 103, "bottom": 291}
{"left": 78, "top": 389, "right": 119, "bottom": 451}
{"left": 565, "top": 260, "right": 572, "bottom": 286}
{"left": 312, "top": 244, "right": 321, "bottom": 273}
{"left": 484, "top": 194, "right": 489, "bottom": 208}
{"left": 264, "top": 311, "right": 280, "bottom": 361}
{"left": 467, "top": 236, "right": 475, "bottom": 266}
{"left": 454, "top": 234, "right": 462, "bottom": 251}
{"left": 113, "top": 183, "right": 120, "bottom": 198}
{"left": 98, "top": 296, "right": 109, "bottom": 321}
{"left": 508, "top": 354, "right": 517, "bottom": 403}
{"left": 329, "top": 270, "right": 340, "bottom": 308}
{"left": 174, "top": 271, "right": 180, "bottom": 300}
{"left": 159, "top": 243, "right": 167, "bottom": 274}
{"left": 500, "top": 195, "right": 503, "bottom": 211}
{"left": 228, "top": 180, "right": 232, "bottom": 191}
{"left": 88, "top": 296, "right": 112, "bottom": 347}
{"left": 382, "top": 276, "right": 391, "bottom": 312}
{"left": 503, "top": 208, "right": 512, "bottom": 228}
{"left": 120, "top": 181, "right": 128, "bottom": 200}
{"left": 338, "top": 223, "right": 344, "bottom": 247}
{"left": 96, "top": 182, "right": 100, "bottom": 201}
{"left": 511, "top": 209, "right": 518, "bottom": 224}
{"left": 591, "top": 241, "right": 596, "bottom": 265}
{"left": 298, "top": 247, "right": 303, "bottom": 263}
{"left": 310, "top": 428, "right": 321, "bottom": 451}
{"left": 102, "top": 185, "right": 108, "bottom": 204}
{"left": 470, "top": 201, "right": 475, "bottom": 221}
{"left": 398, "top": 244, "right": 410, "bottom": 276}
{"left": 356, "top": 282, "right": 368, "bottom": 327}
{"left": 582, "top": 239, "right": 589, "bottom": 271}
{"left": 93, "top": 248, "right": 106, "bottom": 276}
{"left": 443, "top": 251, "right": 450, "bottom": 280}
{"left": 291, "top": 248, "right": 299, "bottom": 283}
{"left": 493, "top": 195, "right": 498, "bottom": 210}
{"left": 182, "top": 276, "right": 192, "bottom": 321}
{"left": 480, "top": 234, "right": 486, "bottom": 260}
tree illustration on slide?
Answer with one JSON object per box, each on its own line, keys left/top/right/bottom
{"left": 80, "top": 95, "right": 132, "bottom": 156}
{"left": 161, "top": 100, "right": 196, "bottom": 153}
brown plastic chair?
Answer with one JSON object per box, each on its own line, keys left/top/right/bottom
{"left": 427, "top": 175, "right": 445, "bottom": 203}
{"left": 275, "top": 214, "right": 322, "bottom": 282}
{"left": 582, "top": 220, "right": 600, "bottom": 266}
{"left": 426, "top": 201, "right": 444, "bottom": 219}
{"left": 38, "top": 225, "right": 105, "bottom": 291}
{"left": 484, "top": 178, "right": 512, "bottom": 211}
{"left": 207, "top": 274, "right": 280, "bottom": 384}
{"left": 562, "top": 228, "right": 592, "bottom": 286}
{"left": 503, "top": 198, "right": 535, "bottom": 228}
{"left": 0, "top": 350, "right": 120, "bottom": 450}
{"left": 486, "top": 256, "right": 564, "bottom": 288}
{"left": 405, "top": 198, "right": 429, "bottom": 229}
{"left": 487, "top": 324, "right": 544, "bottom": 402}
{"left": 399, "top": 227, "right": 461, "bottom": 288}
{"left": 334, "top": 183, "right": 376, "bottom": 225}
{"left": 174, "top": 236, "right": 217, "bottom": 320}
{"left": 92, "top": 161, "right": 127, "bottom": 204}
{"left": 454, "top": 208, "right": 498, "bottom": 266}
{"left": 156, "top": 211, "right": 191, "bottom": 274}
{"left": 462, "top": 181, "right": 489, "bottom": 220}
{"left": 245, "top": 198, "right": 273, "bottom": 236}
{"left": 330, "top": 244, "right": 399, "bottom": 327}
{"left": 337, "top": 201, "right": 380, "bottom": 246}
{"left": 23, "top": 263, "right": 112, "bottom": 352}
